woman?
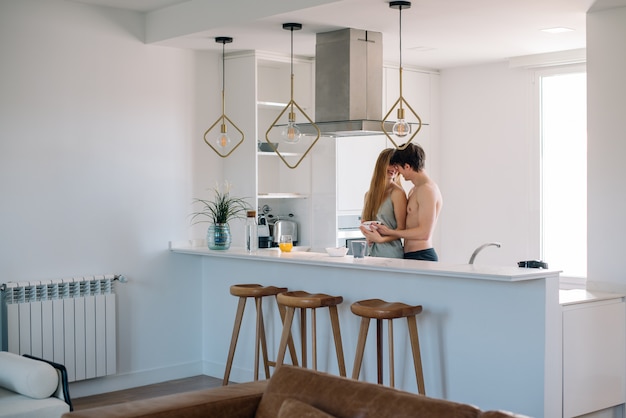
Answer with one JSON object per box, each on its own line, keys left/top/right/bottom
{"left": 360, "top": 148, "right": 407, "bottom": 258}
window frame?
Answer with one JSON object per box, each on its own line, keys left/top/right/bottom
{"left": 533, "top": 63, "right": 587, "bottom": 289}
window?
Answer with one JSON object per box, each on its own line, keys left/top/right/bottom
{"left": 539, "top": 68, "right": 587, "bottom": 279}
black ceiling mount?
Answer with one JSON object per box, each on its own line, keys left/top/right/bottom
{"left": 282, "top": 23, "right": 303, "bottom": 31}
{"left": 215, "top": 37, "right": 233, "bottom": 44}
{"left": 389, "top": 1, "right": 411, "bottom": 10}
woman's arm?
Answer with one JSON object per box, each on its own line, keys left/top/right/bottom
{"left": 360, "top": 186, "right": 407, "bottom": 243}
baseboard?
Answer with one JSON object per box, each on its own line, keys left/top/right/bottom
{"left": 69, "top": 361, "right": 205, "bottom": 398}
{"left": 203, "top": 360, "right": 256, "bottom": 384}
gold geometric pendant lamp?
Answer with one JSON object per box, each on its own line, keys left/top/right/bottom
{"left": 382, "top": 1, "right": 422, "bottom": 150}
{"left": 265, "top": 23, "right": 320, "bottom": 169}
{"left": 204, "top": 36, "right": 245, "bottom": 158}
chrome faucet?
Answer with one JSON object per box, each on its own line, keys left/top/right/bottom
{"left": 469, "top": 242, "right": 502, "bottom": 264}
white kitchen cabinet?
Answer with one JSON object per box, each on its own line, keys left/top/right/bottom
{"left": 384, "top": 66, "right": 433, "bottom": 125}
{"left": 335, "top": 135, "right": 387, "bottom": 214}
{"left": 561, "top": 290, "right": 626, "bottom": 418}
{"left": 335, "top": 127, "right": 434, "bottom": 213}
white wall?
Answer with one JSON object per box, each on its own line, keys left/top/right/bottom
{"left": 587, "top": 5, "right": 626, "bottom": 294}
{"left": 0, "top": 0, "right": 223, "bottom": 396}
{"left": 438, "top": 62, "right": 539, "bottom": 267}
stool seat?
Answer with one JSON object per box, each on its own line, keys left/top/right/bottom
{"left": 351, "top": 298, "right": 425, "bottom": 394}
{"left": 223, "top": 284, "right": 297, "bottom": 386}
{"left": 276, "top": 290, "right": 346, "bottom": 377}
{"left": 277, "top": 291, "right": 343, "bottom": 308}
{"left": 230, "top": 284, "right": 287, "bottom": 298}
{"left": 351, "top": 299, "right": 423, "bottom": 319}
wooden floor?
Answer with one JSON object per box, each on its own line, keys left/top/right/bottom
{"left": 72, "top": 375, "right": 223, "bottom": 410}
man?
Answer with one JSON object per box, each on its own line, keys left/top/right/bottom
{"left": 361, "top": 143, "right": 442, "bottom": 261}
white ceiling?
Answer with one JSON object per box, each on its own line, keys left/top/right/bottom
{"left": 73, "top": 0, "right": 622, "bottom": 69}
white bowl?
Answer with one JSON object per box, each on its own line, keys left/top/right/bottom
{"left": 325, "top": 247, "right": 349, "bottom": 257}
{"left": 362, "top": 221, "right": 381, "bottom": 231}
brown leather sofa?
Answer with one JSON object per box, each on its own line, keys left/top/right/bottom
{"left": 63, "top": 366, "right": 526, "bottom": 418}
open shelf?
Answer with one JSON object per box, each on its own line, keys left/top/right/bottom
{"left": 258, "top": 193, "right": 308, "bottom": 199}
{"left": 257, "top": 151, "right": 301, "bottom": 157}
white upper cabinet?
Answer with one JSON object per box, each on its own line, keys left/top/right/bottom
{"left": 384, "top": 66, "right": 432, "bottom": 124}
{"left": 335, "top": 135, "right": 388, "bottom": 214}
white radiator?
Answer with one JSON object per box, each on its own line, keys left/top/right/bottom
{"left": 1, "top": 274, "right": 121, "bottom": 382}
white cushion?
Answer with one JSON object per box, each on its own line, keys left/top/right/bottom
{"left": 0, "top": 387, "right": 69, "bottom": 418}
{"left": 0, "top": 352, "right": 58, "bottom": 399}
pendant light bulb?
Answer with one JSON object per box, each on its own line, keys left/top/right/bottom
{"left": 393, "top": 119, "right": 410, "bottom": 137}
{"left": 282, "top": 121, "right": 302, "bottom": 143}
{"left": 393, "top": 107, "right": 410, "bottom": 137}
{"left": 216, "top": 123, "right": 231, "bottom": 149}
{"left": 282, "top": 110, "right": 301, "bottom": 143}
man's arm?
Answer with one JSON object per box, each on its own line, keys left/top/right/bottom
{"left": 376, "top": 183, "right": 438, "bottom": 241}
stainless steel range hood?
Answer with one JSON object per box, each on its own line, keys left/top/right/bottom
{"left": 298, "top": 28, "right": 389, "bottom": 137}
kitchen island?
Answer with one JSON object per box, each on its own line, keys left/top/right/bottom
{"left": 170, "top": 243, "right": 561, "bottom": 418}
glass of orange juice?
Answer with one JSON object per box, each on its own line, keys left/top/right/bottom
{"left": 279, "top": 235, "right": 293, "bottom": 252}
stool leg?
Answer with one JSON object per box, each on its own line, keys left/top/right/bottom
{"left": 276, "top": 306, "right": 295, "bottom": 369}
{"left": 376, "top": 318, "right": 383, "bottom": 384}
{"left": 388, "top": 319, "right": 395, "bottom": 388}
{"left": 312, "top": 308, "right": 317, "bottom": 371}
{"left": 276, "top": 297, "right": 299, "bottom": 367}
{"left": 223, "top": 297, "right": 247, "bottom": 385}
{"left": 328, "top": 305, "right": 346, "bottom": 377}
{"left": 300, "top": 308, "right": 308, "bottom": 369}
{"left": 352, "top": 317, "right": 370, "bottom": 380}
{"left": 255, "top": 297, "right": 271, "bottom": 380}
{"left": 407, "top": 315, "right": 425, "bottom": 395}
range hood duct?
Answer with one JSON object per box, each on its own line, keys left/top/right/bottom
{"left": 299, "top": 28, "right": 390, "bottom": 137}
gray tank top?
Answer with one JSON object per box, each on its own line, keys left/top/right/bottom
{"left": 368, "top": 196, "right": 404, "bottom": 258}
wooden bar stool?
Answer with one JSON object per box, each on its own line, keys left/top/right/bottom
{"left": 351, "top": 298, "right": 425, "bottom": 394}
{"left": 223, "top": 284, "right": 298, "bottom": 385}
{"left": 275, "top": 290, "right": 347, "bottom": 377}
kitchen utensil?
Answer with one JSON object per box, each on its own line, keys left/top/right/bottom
{"left": 273, "top": 220, "right": 298, "bottom": 245}
{"left": 258, "top": 236, "right": 273, "bottom": 248}
{"left": 258, "top": 142, "right": 279, "bottom": 152}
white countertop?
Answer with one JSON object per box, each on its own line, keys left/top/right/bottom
{"left": 559, "top": 288, "right": 625, "bottom": 305}
{"left": 170, "top": 242, "right": 560, "bottom": 282}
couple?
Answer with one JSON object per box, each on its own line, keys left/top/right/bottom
{"left": 360, "top": 143, "right": 442, "bottom": 261}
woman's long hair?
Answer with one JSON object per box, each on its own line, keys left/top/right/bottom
{"left": 362, "top": 148, "right": 400, "bottom": 221}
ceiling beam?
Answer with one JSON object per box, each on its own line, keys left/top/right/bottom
{"left": 145, "top": 0, "right": 340, "bottom": 44}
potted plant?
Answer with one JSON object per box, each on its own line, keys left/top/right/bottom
{"left": 191, "top": 181, "right": 250, "bottom": 250}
